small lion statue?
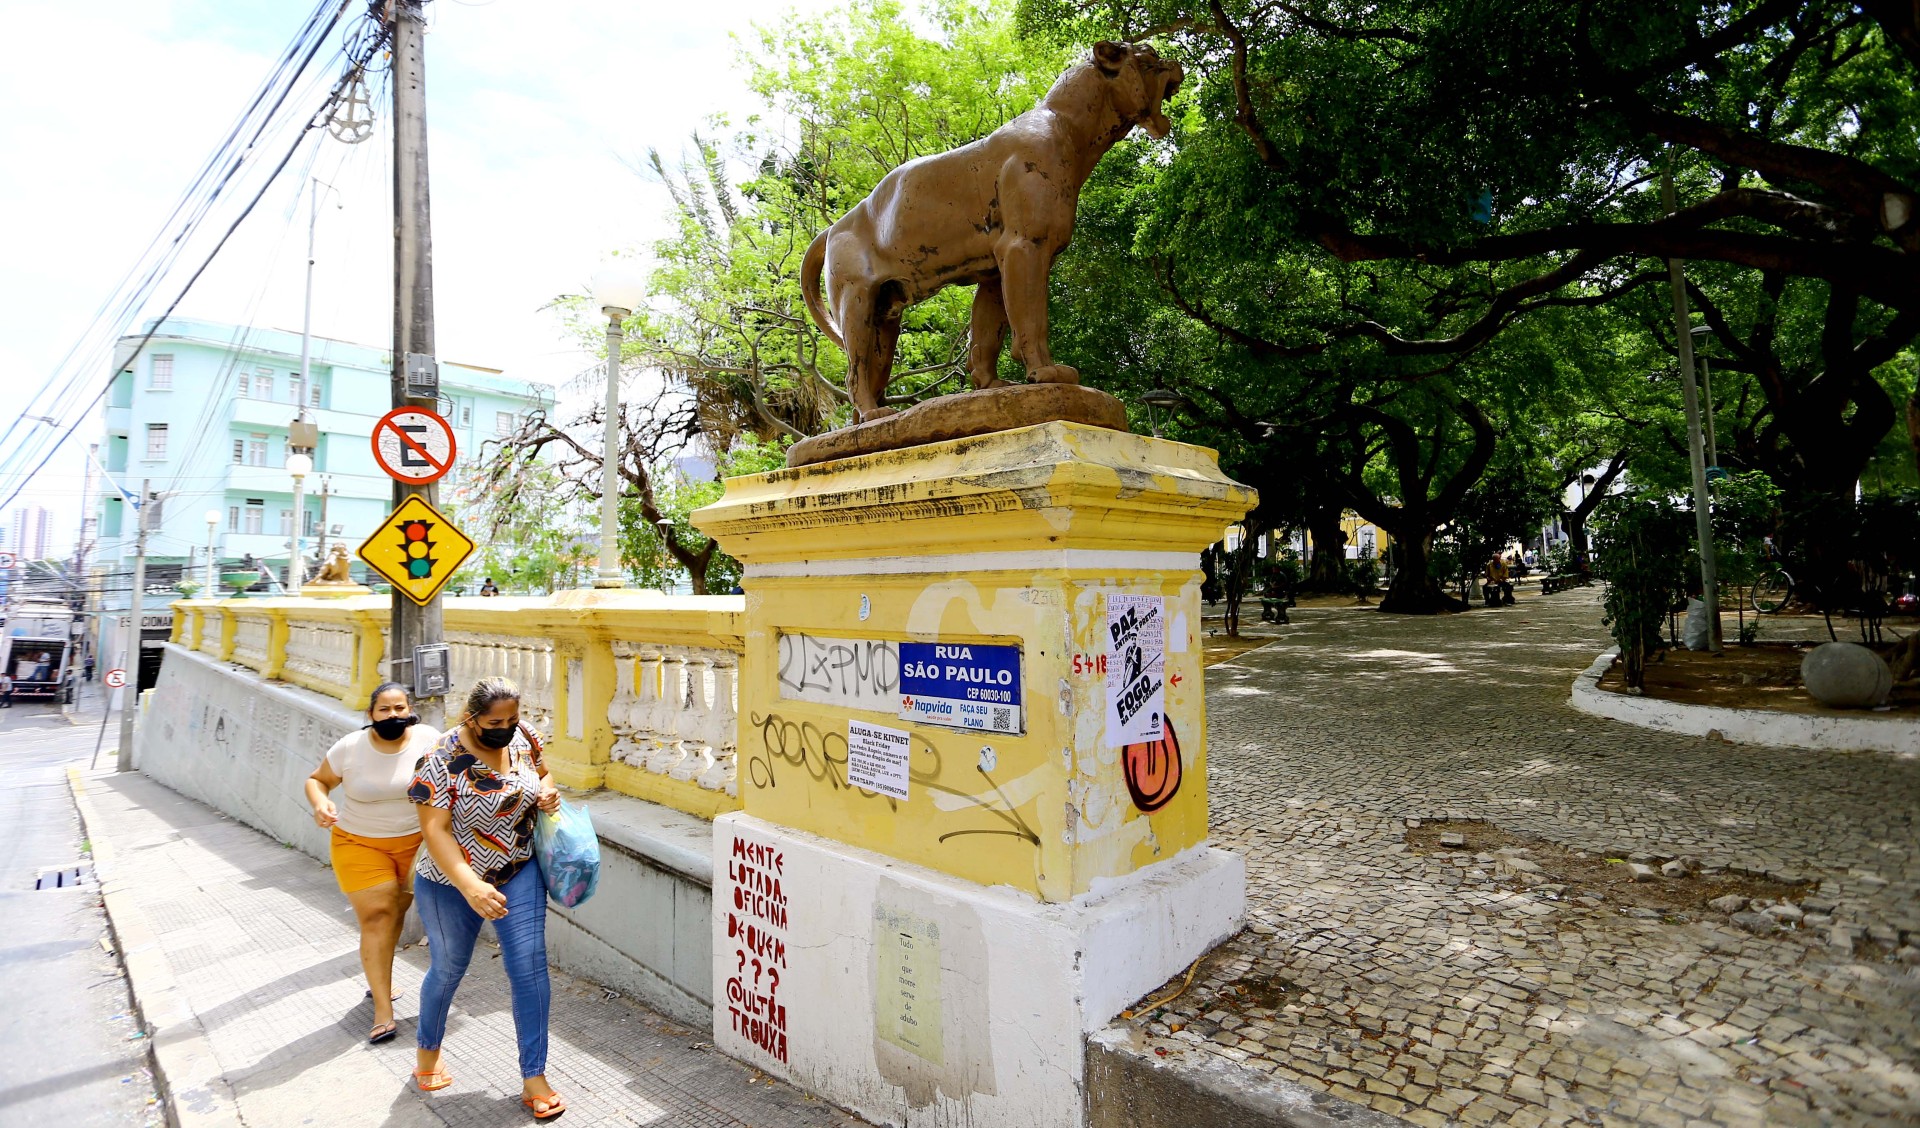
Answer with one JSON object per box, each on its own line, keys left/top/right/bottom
{"left": 313, "top": 544, "right": 354, "bottom": 585}
{"left": 802, "top": 42, "right": 1183, "bottom": 422}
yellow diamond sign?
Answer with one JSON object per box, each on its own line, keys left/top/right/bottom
{"left": 357, "top": 495, "right": 475, "bottom": 606}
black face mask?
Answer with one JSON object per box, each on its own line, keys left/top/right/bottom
{"left": 369, "top": 715, "right": 416, "bottom": 741}
{"left": 474, "top": 725, "right": 516, "bottom": 749}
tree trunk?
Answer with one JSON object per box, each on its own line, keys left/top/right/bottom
{"left": 1566, "top": 510, "right": 1591, "bottom": 571}
{"left": 1908, "top": 384, "right": 1920, "bottom": 484}
{"left": 1306, "top": 510, "right": 1347, "bottom": 590}
{"left": 1377, "top": 528, "right": 1462, "bottom": 614}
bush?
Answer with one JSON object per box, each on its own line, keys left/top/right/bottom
{"left": 1594, "top": 492, "right": 1694, "bottom": 689}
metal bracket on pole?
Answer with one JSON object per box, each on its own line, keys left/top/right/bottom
{"left": 412, "top": 643, "right": 450, "bottom": 699}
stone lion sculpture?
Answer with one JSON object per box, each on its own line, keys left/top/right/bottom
{"left": 801, "top": 42, "right": 1183, "bottom": 423}
{"left": 313, "top": 544, "right": 354, "bottom": 584}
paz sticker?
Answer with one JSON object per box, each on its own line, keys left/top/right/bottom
{"left": 1105, "top": 593, "right": 1165, "bottom": 746}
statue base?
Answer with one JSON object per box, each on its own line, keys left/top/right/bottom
{"left": 786, "top": 382, "right": 1126, "bottom": 467}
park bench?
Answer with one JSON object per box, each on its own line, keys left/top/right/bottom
{"left": 1541, "top": 573, "right": 1591, "bottom": 595}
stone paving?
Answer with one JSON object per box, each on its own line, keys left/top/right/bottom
{"left": 1121, "top": 589, "right": 1920, "bottom": 1126}
{"left": 75, "top": 767, "right": 867, "bottom": 1128}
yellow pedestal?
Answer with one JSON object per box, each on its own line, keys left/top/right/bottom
{"left": 694, "top": 421, "right": 1255, "bottom": 902}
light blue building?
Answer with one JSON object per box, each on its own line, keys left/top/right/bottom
{"left": 97, "top": 316, "right": 551, "bottom": 584}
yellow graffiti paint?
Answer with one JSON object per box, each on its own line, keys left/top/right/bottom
{"left": 693, "top": 422, "right": 1255, "bottom": 902}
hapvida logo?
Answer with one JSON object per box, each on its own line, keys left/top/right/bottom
{"left": 908, "top": 698, "right": 953, "bottom": 717}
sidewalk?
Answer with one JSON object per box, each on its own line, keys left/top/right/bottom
{"left": 71, "top": 767, "right": 867, "bottom": 1128}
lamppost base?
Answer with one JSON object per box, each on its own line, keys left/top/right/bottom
{"left": 591, "top": 575, "right": 626, "bottom": 590}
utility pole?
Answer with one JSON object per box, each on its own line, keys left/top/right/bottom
{"left": 1662, "top": 158, "right": 1723, "bottom": 653}
{"left": 115, "top": 480, "right": 153, "bottom": 772}
{"left": 315, "top": 476, "right": 333, "bottom": 564}
{"left": 388, "top": 0, "right": 444, "bottom": 722}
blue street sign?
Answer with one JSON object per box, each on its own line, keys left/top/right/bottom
{"left": 898, "top": 642, "right": 1023, "bottom": 734}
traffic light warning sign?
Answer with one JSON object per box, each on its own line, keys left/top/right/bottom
{"left": 356, "top": 495, "right": 475, "bottom": 606}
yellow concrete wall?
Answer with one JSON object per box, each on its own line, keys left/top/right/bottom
{"left": 696, "top": 421, "right": 1254, "bottom": 902}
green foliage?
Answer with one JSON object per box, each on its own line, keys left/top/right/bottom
{"left": 1594, "top": 492, "right": 1695, "bottom": 688}
{"left": 447, "top": 455, "right": 594, "bottom": 596}
{"left": 619, "top": 437, "right": 790, "bottom": 593}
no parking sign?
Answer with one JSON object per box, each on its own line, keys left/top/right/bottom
{"left": 371, "top": 407, "right": 457, "bottom": 485}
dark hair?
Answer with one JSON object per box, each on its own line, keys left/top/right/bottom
{"left": 463, "top": 676, "right": 520, "bottom": 721}
{"left": 367, "top": 681, "right": 411, "bottom": 714}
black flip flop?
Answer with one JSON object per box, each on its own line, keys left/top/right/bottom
{"left": 369, "top": 1022, "right": 399, "bottom": 1045}
{"left": 365, "top": 988, "right": 405, "bottom": 1001}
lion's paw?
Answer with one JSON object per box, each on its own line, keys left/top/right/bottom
{"left": 858, "top": 406, "right": 900, "bottom": 423}
{"left": 1031, "top": 364, "right": 1081, "bottom": 385}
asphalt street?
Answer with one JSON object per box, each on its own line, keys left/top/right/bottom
{"left": 0, "top": 691, "right": 160, "bottom": 1125}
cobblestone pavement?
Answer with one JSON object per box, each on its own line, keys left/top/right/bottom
{"left": 1125, "top": 590, "right": 1920, "bottom": 1126}
{"left": 76, "top": 767, "right": 866, "bottom": 1128}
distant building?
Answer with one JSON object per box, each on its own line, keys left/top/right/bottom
{"left": 95, "top": 316, "right": 551, "bottom": 585}
{"left": 10, "top": 506, "right": 52, "bottom": 561}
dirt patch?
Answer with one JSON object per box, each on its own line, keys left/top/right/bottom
{"left": 1596, "top": 640, "right": 1920, "bottom": 717}
{"left": 1404, "top": 819, "right": 1807, "bottom": 922}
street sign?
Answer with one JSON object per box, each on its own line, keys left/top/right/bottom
{"left": 0, "top": 553, "right": 14, "bottom": 569}
{"left": 371, "top": 407, "right": 457, "bottom": 485}
{"left": 104, "top": 668, "right": 127, "bottom": 688}
{"left": 356, "top": 495, "right": 475, "bottom": 606}
{"left": 898, "top": 641, "right": 1024, "bottom": 734}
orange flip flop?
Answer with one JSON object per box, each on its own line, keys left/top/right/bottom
{"left": 414, "top": 1068, "right": 453, "bottom": 1092}
{"left": 522, "top": 1091, "right": 566, "bottom": 1119}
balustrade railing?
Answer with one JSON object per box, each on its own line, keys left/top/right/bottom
{"left": 168, "top": 592, "right": 746, "bottom": 819}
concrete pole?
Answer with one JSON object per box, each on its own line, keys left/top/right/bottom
{"left": 205, "top": 517, "right": 217, "bottom": 598}
{"left": 115, "top": 479, "right": 151, "bottom": 772}
{"left": 389, "top": 0, "right": 443, "bottom": 723}
{"left": 1662, "top": 161, "right": 1723, "bottom": 653}
{"left": 595, "top": 312, "right": 628, "bottom": 588}
{"left": 288, "top": 470, "right": 306, "bottom": 596}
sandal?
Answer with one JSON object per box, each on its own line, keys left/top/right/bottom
{"left": 366, "top": 988, "right": 405, "bottom": 1001}
{"left": 522, "top": 1091, "right": 567, "bottom": 1119}
{"left": 414, "top": 1068, "right": 453, "bottom": 1092}
{"left": 369, "top": 1022, "right": 398, "bottom": 1045}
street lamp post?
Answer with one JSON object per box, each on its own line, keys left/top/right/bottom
{"left": 1141, "top": 387, "right": 1184, "bottom": 439}
{"left": 286, "top": 453, "right": 313, "bottom": 596}
{"left": 1690, "top": 324, "right": 1719, "bottom": 469}
{"left": 204, "top": 510, "right": 220, "bottom": 596}
{"left": 591, "top": 263, "right": 648, "bottom": 590}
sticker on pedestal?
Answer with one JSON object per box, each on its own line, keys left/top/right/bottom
{"left": 874, "top": 904, "right": 943, "bottom": 1064}
{"left": 847, "top": 718, "right": 912, "bottom": 799}
{"left": 898, "top": 642, "right": 1023, "bottom": 734}
{"left": 1106, "top": 593, "right": 1165, "bottom": 746}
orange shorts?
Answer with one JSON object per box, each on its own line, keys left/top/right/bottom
{"left": 329, "top": 828, "right": 424, "bottom": 894}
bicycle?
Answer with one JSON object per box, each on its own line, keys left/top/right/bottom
{"left": 1749, "top": 563, "right": 1794, "bottom": 614}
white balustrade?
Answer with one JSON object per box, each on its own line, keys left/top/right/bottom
{"left": 283, "top": 620, "right": 357, "bottom": 694}
{"left": 607, "top": 642, "right": 738, "bottom": 794}
{"left": 232, "top": 616, "right": 272, "bottom": 670}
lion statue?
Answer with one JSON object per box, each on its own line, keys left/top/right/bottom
{"left": 802, "top": 42, "right": 1183, "bottom": 423}
{"left": 313, "top": 544, "right": 354, "bottom": 585}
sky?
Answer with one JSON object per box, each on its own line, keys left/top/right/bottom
{"left": 0, "top": 0, "right": 843, "bottom": 557}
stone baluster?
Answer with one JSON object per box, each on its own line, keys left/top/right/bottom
{"left": 672, "top": 653, "right": 714, "bottom": 783}
{"left": 606, "top": 644, "right": 641, "bottom": 766}
{"left": 644, "top": 651, "right": 689, "bottom": 776}
{"left": 627, "top": 649, "right": 662, "bottom": 763}
{"left": 697, "top": 653, "right": 738, "bottom": 794}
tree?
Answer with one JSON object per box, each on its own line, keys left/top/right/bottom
{"left": 1021, "top": 0, "right": 1920, "bottom": 503}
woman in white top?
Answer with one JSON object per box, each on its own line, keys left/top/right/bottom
{"left": 305, "top": 682, "right": 441, "bottom": 1043}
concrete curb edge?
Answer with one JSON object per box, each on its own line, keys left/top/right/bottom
{"left": 68, "top": 768, "right": 244, "bottom": 1128}
{"left": 1568, "top": 648, "right": 1917, "bottom": 755}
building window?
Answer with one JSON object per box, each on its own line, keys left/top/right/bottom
{"left": 228, "top": 506, "right": 240, "bottom": 532}
{"left": 150, "top": 355, "right": 173, "bottom": 390}
{"left": 243, "top": 502, "right": 264, "bottom": 535}
{"left": 495, "top": 411, "right": 515, "bottom": 436}
{"left": 145, "top": 423, "right": 168, "bottom": 459}
{"left": 245, "top": 433, "right": 268, "bottom": 466}
{"left": 237, "top": 372, "right": 250, "bottom": 398}
{"left": 303, "top": 509, "right": 318, "bottom": 536}
{"left": 252, "top": 369, "right": 274, "bottom": 400}
{"left": 289, "top": 376, "right": 304, "bottom": 405}
{"left": 310, "top": 380, "right": 323, "bottom": 408}
{"left": 460, "top": 401, "right": 472, "bottom": 425}
{"left": 278, "top": 509, "right": 293, "bottom": 536}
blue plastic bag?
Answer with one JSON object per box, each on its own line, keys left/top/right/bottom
{"left": 533, "top": 801, "right": 601, "bottom": 908}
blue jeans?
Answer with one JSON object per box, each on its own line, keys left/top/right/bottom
{"left": 413, "top": 861, "right": 550, "bottom": 1078}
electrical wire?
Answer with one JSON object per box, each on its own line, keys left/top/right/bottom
{"left": 0, "top": 6, "right": 389, "bottom": 513}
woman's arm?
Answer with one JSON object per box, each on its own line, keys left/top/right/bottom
{"left": 416, "top": 805, "right": 508, "bottom": 919}
{"left": 518, "top": 724, "right": 562, "bottom": 811}
{"left": 305, "top": 761, "right": 342, "bottom": 828}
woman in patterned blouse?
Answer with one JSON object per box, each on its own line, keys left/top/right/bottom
{"left": 407, "top": 676, "right": 566, "bottom": 1119}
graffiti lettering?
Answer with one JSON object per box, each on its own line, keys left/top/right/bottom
{"left": 725, "top": 832, "right": 790, "bottom": 1064}
{"left": 1122, "top": 718, "right": 1182, "bottom": 813}
{"left": 776, "top": 633, "right": 898, "bottom": 711}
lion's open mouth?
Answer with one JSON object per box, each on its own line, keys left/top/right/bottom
{"left": 1142, "top": 62, "right": 1184, "bottom": 139}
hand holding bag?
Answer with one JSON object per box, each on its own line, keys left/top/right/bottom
{"left": 532, "top": 800, "right": 601, "bottom": 908}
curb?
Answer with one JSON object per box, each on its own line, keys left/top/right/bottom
{"left": 1087, "top": 1029, "right": 1413, "bottom": 1128}
{"left": 1568, "top": 648, "right": 1919, "bottom": 755}
{"left": 68, "top": 768, "right": 244, "bottom": 1128}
